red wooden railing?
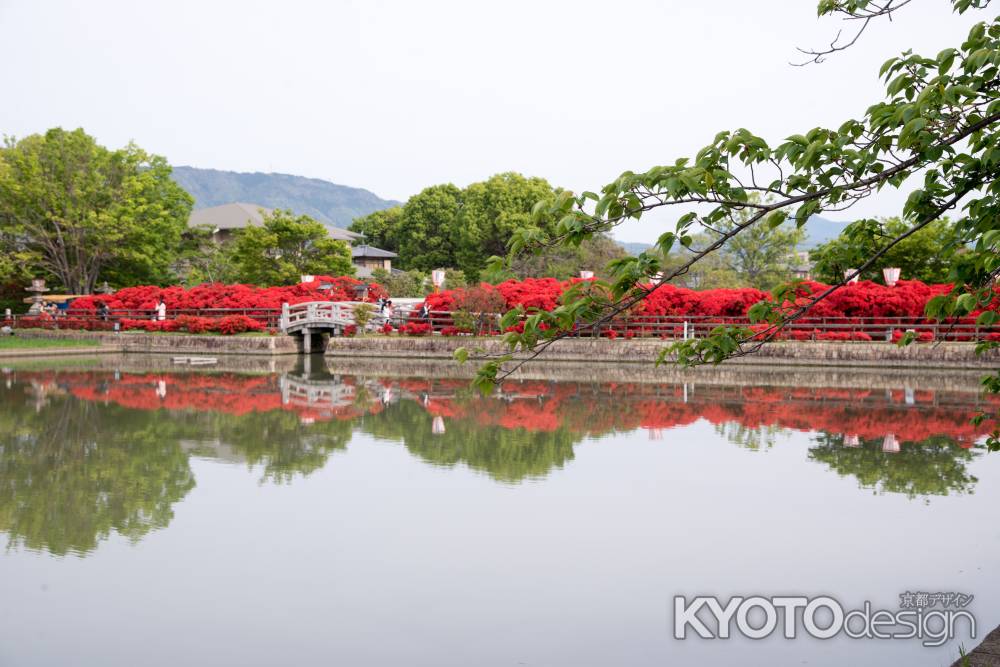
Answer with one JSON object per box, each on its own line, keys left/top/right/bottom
{"left": 5, "top": 308, "right": 999, "bottom": 342}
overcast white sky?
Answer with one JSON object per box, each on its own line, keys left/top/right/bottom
{"left": 0, "top": 0, "right": 989, "bottom": 241}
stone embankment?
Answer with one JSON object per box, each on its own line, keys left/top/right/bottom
{"left": 7, "top": 329, "right": 999, "bottom": 370}
{"left": 326, "top": 336, "right": 1000, "bottom": 369}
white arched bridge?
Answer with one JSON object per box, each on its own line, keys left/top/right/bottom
{"left": 280, "top": 301, "right": 389, "bottom": 353}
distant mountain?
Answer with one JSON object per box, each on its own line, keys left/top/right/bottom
{"left": 618, "top": 241, "right": 654, "bottom": 255}
{"left": 800, "top": 215, "right": 848, "bottom": 249}
{"left": 171, "top": 166, "right": 401, "bottom": 228}
{"left": 616, "top": 215, "right": 849, "bottom": 255}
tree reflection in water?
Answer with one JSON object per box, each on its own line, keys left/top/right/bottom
{"left": 0, "top": 392, "right": 195, "bottom": 556}
{"left": 808, "top": 434, "right": 978, "bottom": 499}
{"left": 0, "top": 367, "right": 993, "bottom": 555}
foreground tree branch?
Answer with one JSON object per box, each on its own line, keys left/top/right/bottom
{"left": 461, "top": 1, "right": 1000, "bottom": 447}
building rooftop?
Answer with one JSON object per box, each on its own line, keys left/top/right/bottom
{"left": 352, "top": 244, "right": 398, "bottom": 259}
{"left": 188, "top": 202, "right": 363, "bottom": 241}
{"left": 188, "top": 203, "right": 272, "bottom": 230}
{"left": 328, "top": 226, "right": 364, "bottom": 242}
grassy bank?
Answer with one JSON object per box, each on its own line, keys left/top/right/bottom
{"left": 0, "top": 337, "right": 101, "bottom": 350}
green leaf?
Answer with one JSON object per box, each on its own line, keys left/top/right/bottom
{"left": 764, "top": 210, "right": 787, "bottom": 230}
{"left": 976, "top": 311, "right": 999, "bottom": 327}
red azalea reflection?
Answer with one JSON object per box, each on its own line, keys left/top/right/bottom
{"left": 6, "top": 370, "right": 996, "bottom": 446}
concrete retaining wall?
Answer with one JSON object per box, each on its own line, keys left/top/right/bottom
{"left": 325, "top": 336, "right": 1000, "bottom": 369}
{"left": 327, "top": 357, "right": 987, "bottom": 393}
{"left": 11, "top": 330, "right": 999, "bottom": 367}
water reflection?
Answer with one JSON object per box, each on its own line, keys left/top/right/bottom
{"left": 0, "top": 364, "right": 994, "bottom": 555}
{"left": 809, "top": 433, "right": 978, "bottom": 498}
{"left": 0, "top": 394, "right": 195, "bottom": 556}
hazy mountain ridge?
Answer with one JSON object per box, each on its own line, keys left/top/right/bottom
{"left": 171, "top": 166, "right": 401, "bottom": 228}
{"left": 616, "top": 215, "right": 849, "bottom": 255}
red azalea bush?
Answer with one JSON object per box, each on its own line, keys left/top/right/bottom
{"left": 780, "top": 280, "right": 953, "bottom": 319}
{"left": 417, "top": 278, "right": 998, "bottom": 340}
{"left": 119, "top": 319, "right": 177, "bottom": 333}
{"left": 29, "top": 276, "right": 995, "bottom": 341}
{"left": 380, "top": 322, "right": 394, "bottom": 334}
{"left": 117, "top": 314, "right": 264, "bottom": 335}
{"left": 16, "top": 316, "right": 115, "bottom": 331}
{"left": 399, "top": 322, "right": 432, "bottom": 336}
{"left": 343, "top": 324, "right": 357, "bottom": 337}
{"left": 422, "top": 278, "right": 994, "bottom": 321}
{"left": 637, "top": 284, "right": 771, "bottom": 318}
{"left": 69, "top": 276, "right": 386, "bottom": 314}
{"left": 215, "top": 315, "right": 266, "bottom": 335}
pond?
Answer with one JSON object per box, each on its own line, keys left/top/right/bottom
{"left": 0, "top": 356, "right": 997, "bottom": 666}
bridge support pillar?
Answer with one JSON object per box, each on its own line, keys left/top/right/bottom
{"left": 302, "top": 328, "right": 312, "bottom": 354}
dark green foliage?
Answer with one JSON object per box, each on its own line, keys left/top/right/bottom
{"left": 228, "top": 209, "right": 354, "bottom": 285}
{"left": 811, "top": 217, "right": 959, "bottom": 284}
{"left": 351, "top": 173, "right": 577, "bottom": 280}
{"left": 0, "top": 128, "right": 194, "bottom": 293}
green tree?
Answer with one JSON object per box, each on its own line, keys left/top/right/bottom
{"left": 456, "top": 172, "right": 560, "bottom": 278}
{"left": 395, "top": 183, "right": 463, "bottom": 271}
{"left": 811, "top": 217, "right": 958, "bottom": 284}
{"left": 711, "top": 197, "right": 806, "bottom": 290}
{"left": 0, "top": 228, "right": 30, "bottom": 312}
{"left": 349, "top": 206, "right": 403, "bottom": 254}
{"left": 659, "top": 236, "right": 742, "bottom": 289}
{"left": 0, "top": 128, "right": 193, "bottom": 293}
{"left": 350, "top": 174, "right": 564, "bottom": 280}
{"left": 171, "top": 224, "right": 233, "bottom": 286}
{"left": 508, "top": 234, "right": 628, "bottom": 281}
{"left": 370, "top": 267, "right": 428, "bottom": 297}
{"left": 228, "top": 209, "right": 354, "bottom": 285}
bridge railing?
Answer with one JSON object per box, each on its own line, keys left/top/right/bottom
{"left": 281, "top": 301, "right": 367, "bottom": 332}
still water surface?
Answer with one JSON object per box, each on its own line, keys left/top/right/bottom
{"left": 0, "top": 359, "right": 998, "bottom": 666}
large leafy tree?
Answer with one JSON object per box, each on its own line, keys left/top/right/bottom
{"left": 712, "top": 196, "right": 806, "bottom": 291}
{"left": 348, "top": 205, "right": 403, "bottom": 254}
{"left": 473, "top": 0, "right": 1000, "bottom": 446}
{"left": 0, "top": 128, "right": 193, "bottom": 293}
{"left": 811, "top": 216, "right": 959, "bottom": 284}
{"left": 508, "top": 235, "right": 628, "bottom": 281}
{"left": 658, "top": 234, "right": 742, "bottom": 290}
{"left": 0, "top": 227, "right": 30, "bottom": 312}
{"left": 228, "top": 209, "right": 354, "bottom": 285}
{"left": 658, "top": 195, "right": 806, "bottom": 291}
{"left": 351, "top": 173, "right": 591, "bottom": 280}
{"left": 392, "top": 183, "right": 464, "bottom": 271}
{"left": 171, "top": 224, "right": 233, "bottom": 286}
{"left": 455, "top": 173, "right": 561, "bottom": 277}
